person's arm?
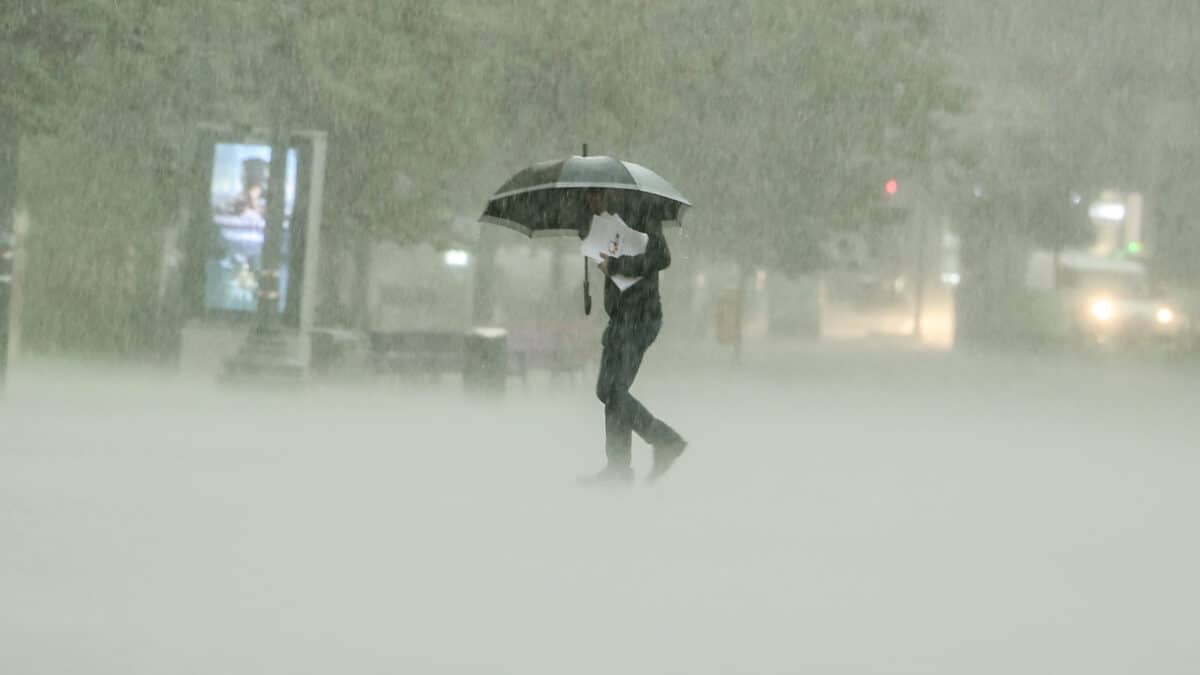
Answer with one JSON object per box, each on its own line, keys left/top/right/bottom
{"left": 606, "top": 218, "right": 671, "bottom": 277}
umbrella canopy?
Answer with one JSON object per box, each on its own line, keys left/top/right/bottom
{"left": 480, "top": 155, "right": 691, "bottom": 237}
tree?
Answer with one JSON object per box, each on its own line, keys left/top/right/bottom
{"left": 2, "top": 1, "right": 117, "bottom": 355}
{"left": 4, "top": 0, "right": 974, "bottom": 358}
{"left": 6, "top": 1, "right": 274, "bottom": 354}
{"left": 4, "top": 0, "right": 492, "bottom": 346}
{"left": 936, "top": 2, "right": 1195, "bottom": 344}
{"left": 651, "top": 0, "right": 969, "bottom": 278}
{"left": 1, "top": 1, "right": 114, "bottom": 241}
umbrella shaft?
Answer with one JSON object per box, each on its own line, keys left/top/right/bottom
{"left": 583, "top": 256, "right": 591, "bottom": 315}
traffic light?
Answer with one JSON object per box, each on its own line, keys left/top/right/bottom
{"left": 885, "top": 179, "right": 899, "bottom": 196}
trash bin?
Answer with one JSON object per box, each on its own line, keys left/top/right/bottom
{"left": 463, "top": 327, "right": 508, "bottom": 396}
{"left": 309, "top": 330, "right": 337, "bottom": 377}
{"left": 308, "top": 328, "right": 365, "bottom": 378}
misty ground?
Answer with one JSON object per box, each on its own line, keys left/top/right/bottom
{"left": 3, "top": 342, "right": 1198, "bottom": 674}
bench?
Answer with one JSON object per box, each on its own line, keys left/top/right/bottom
{"left": 506, "top": 332, "right": 590, "bottom": 385}
{"left": 368, "top": 331, "right": 466, "bottom": 381}
{"left": 368, "top": 330, "right": 591, "bottom": 385}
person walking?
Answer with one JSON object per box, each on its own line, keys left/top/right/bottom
{"left": 575, "top": 188, "right": 687, "bottom": 486}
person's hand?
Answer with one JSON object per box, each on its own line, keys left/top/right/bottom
{"left": 598, "top": 252, "right": 611, "bottom": 276}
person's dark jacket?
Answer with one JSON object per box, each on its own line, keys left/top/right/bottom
{"left": 602, "top": 216, "right": 671, "bottom": 323}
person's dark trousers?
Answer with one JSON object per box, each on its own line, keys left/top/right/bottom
{"left": 595, "top": 318, "right": 683, "bottom": 467}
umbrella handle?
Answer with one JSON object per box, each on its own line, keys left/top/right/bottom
{"left": 583, "top": 257, "right": 592, "bottom": 315}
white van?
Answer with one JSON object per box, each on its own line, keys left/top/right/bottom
{"left": 1025, "top": 249, "right": 1188, "bottom": 350}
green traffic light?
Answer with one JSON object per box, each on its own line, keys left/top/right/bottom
{"left": 1127, "top": 241, "right": 1143, "bottom": 254}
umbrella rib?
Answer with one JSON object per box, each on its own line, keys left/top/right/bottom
{"left": 478, "top": 215, "right": 534, "bottom": 237}
{"left": 477, "top": 215, "right": 583, "bottom": 238}
{"left": 488, "top": 181, "right": 692, "bottom": 206}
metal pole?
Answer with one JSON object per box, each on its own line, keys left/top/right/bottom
{"left": 256, "top": 129, "right": 289, "bottom": 327}
{"left": 256, "top": 1, "right": 297, "bottom": 330}
{"left": 581, "top": 142, "right": 591, "bottom": 315}
{"left": 296, "top": 133, "right": 326, "bottom": 367}
{"left": 220, "top": 4, "right": 305, "bottom": 382}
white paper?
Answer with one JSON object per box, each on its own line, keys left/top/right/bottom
{"left": 579, "top": 213, "right": 650, "bottom": 291}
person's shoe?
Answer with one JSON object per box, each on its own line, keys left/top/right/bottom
{"left": 647, "top": 439, "right": 687, "bottom": 483}
{"left": 576, "top": 463, "right": 635, "bottom": 488}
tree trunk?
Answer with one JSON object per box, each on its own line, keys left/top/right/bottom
{"left": 1051, "top": 241, "right": 1062, "bottom": 291}
{"left": 0, "top": 115, "right": 20, "bottom": 386}
{"left": 911, "top": 217, "right": 927, "bottom": 340}
{"left": 734, "top": 263, "right": 748, "bottom": 362}
{"left": 351, "top": 230, "right": 372, "bottom": 332}
{"left": 472, "top": 226, "right": 499, "bottom": 326}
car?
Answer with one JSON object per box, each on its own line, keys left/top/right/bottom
{"left": 1024, "top": 249, "right": 1188, "bottom": 352}
{"left": 1053, "top": 253, "right": 1185, "bottom": 351}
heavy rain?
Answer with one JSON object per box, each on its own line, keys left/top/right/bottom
{"left": 3, "top": 2, "right": 1199, "bottom": 674}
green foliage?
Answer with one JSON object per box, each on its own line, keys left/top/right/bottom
{"left": 1, "top": 0, "right": 113, "bottom": 131}
{"left": 4, "top": 0, "right": 971, "bottom": 355}
{"left": 657, "top": 1, "right": 969, "bottom": 275}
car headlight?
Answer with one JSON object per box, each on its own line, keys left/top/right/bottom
{"left": 1156, "top": 307, "right": 1175, "bottom": 325}
{"left": 1090, "top": 298, "right": 1115, "bottom": 322}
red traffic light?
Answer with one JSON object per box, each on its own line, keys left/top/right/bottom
{"left": 885, "top": 179, "right": 899, "bottom": 196}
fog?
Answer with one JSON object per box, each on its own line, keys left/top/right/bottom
{"left": 5, "top": 1, "right": 1200, "bottom": 674}
{"left": 4, "top": 346, "right": 1199, "bottom": 674}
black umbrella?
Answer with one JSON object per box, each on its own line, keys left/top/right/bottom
{"left": 481, "top": 154, "right": 691, "bottom": 237}
{"left": 480, "top": 152, "right": 691, "bottom": 315}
